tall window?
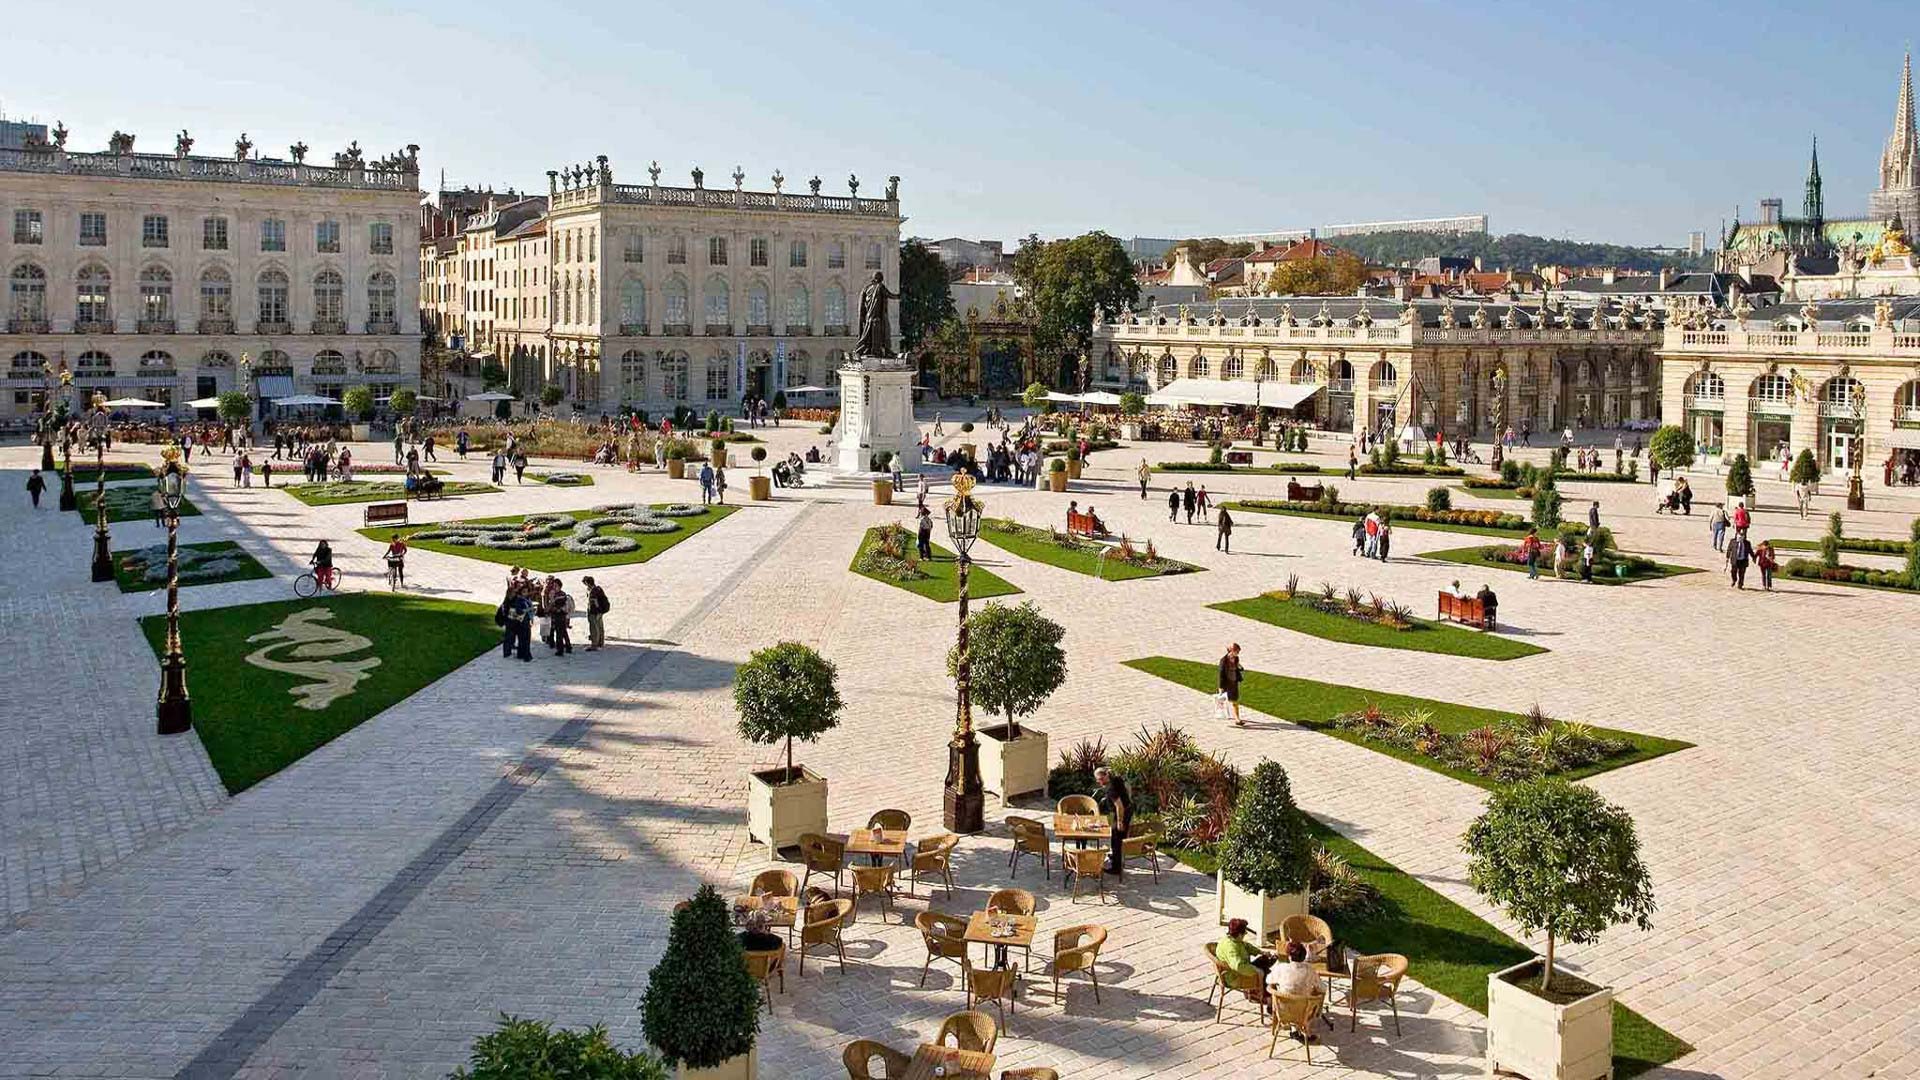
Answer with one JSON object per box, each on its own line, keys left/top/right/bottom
{"left": 787, "top": 350, "right": 810, "bottom": 387}
{"left": 562, "top": 274, "right": 573, "bottom": 324}
{"left": 667, "top": 235, "right": 687, "bottom": 264}
{"left": 13, "top": 209, "right": 43, "bottom": 245}
{"left": 708, "top": 236, "right": 728, "bottom": 265}
{"left": 9, "top": 264, "right": 47, "bottom": 323}
{"left": 747, "top": 282, "right": 770, "bottom": 326}
{"left": 199, "top": 267, "right": 232, "bottom": 321}
{"left": 75, "top": 265, "right": 111, "bottom": 323}
{"left": 313, "top": 349, "right": 346, "bottom": 374}
{"left": 620, "top": 349, "right": 647, "bottom": 402}
{"left": 315, "top": 219, "right": 340, "bottom": 253}
{"left": 257, "top": 269, "right": 289, "bottom": 324}
{"left": 140, "top": 349, "right": 174, "bottom": 371}
{"left": 1752, "top": 373, "right": 1793, "bottom": 407}
{"left": 664, "top": 279, "right": 689, "bottom": 326}
{"left": 827, "top": 241, "right": 846, "bottom": 268}
{"left": 706, "top": 356, "right": 730, "bottom": 400}
{"left": 786, "top": 284, "right": 810, "bottom": 330}
{"left": 704, "top": 276, "right": 730, "bottom": 327}
{"left": 141, "top": 215, "right": 169, "bottom": 248}
{"left": 369, "top": 222, "right": 393, "bottom": 255}
{"left": 789, "top": 239, "right": 807, "bottom": 267}
{"left": 623, "top": 232, "right": 644, "bottom": 264}
{"left": 621, "top": 278, "right": 646, "bottom": 329}
{"left": 586, "top": 228, "right": 596, "bottom": 262}
{"left": 1688, "top": 371, "right": 1725, "bottom": 402}
{"left": 824, "top": 282, "right": 847, "bottom": 327}
{"left": 864, "top": 241, "right": 882, "bottom": 270}
{"left": 78, "top": 212, "right": 106, "bottom": 247}
{"left": 260, "top": 218, "right": 286, "bottom": 252}
{"left": 661, "top": 351, "right": 689, "bottom": 400}
{"left": 367, "top": 271, "right": 397, "bottom": 325}
{"left": 313, "top": 270, "right": 344, "bottom": 324}
{"left": 203, "top": 216, "right": 228, "bottom": 250}
{"left": 749, "top": 238, "right": 769, "bottom": 267}
{"left": 1221, "top": 355, "right": 1243, "bottom": 380}
{"left": 139, "top": 266, "right": 173, "bottom": 322}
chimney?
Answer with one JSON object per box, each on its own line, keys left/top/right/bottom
{"left": 1602, "top": 267, "right": 1616, "bottom": 285}
{"left": 1737, "top": 263, "right": 1753, "bottom": 286}
{"left": 1658, "top": 267, "right": 1673, "bottom": 290}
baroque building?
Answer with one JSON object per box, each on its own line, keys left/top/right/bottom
{"left": 2, "top": 125, "right": 420, "bottom": 419}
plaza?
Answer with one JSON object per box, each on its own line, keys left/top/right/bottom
{"left": 2, "top": 405, "right": 1918, "bottom": 1079}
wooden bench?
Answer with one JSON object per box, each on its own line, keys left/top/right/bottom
{"left": 364, "top": 501, "right": 409, "bottom": 527}
{"left": 1225, "top": 450, "right": 1254, "bottom": 466}
{"left": 1287, "top": 480, "right": 1325, "bottom": 502}
{"left": 1066, "top": 510, "right": 1101, "bottom": 537}
{"left": 1436, "top": 591, "right": 1493, "bottom": 630}
{"left": 407, "top": 475, "right": 446, "bottom": 500}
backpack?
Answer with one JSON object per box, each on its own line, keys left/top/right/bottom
{"left": 591, "top": 587, "right": 611, "bottom": 615}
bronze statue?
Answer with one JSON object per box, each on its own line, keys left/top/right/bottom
{"left": 855, "top": 271, "right": 897, "bottom": 358}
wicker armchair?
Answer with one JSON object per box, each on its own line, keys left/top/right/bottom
{"left": 915, "top": 911, "right": 971, "bottom": 987}
{"left": 1204, "top": 942, "right": 1268, "bottom": 1025}
{"left": 742, "top": 941, "right": 785, "bottom": 1011}
{"left": 799, "top": 832, "right": 847, "bottom": 897}
{"left": 1340, "top": 952, "right": 1409, "bottom": 1034}
{"left": 1007, "top": 816, "right": 1051, "bottom": 880}
{"left": 798, "top": 898, "right": 855, "bottom": 974}
{"left": 750, "top": 868, "right": 800, "bottom": 939}
{"left": 936, "top": 1009, "right": 999, "bottom": 1054}
{"left": 987, "top": 887, "right": 1036, "bottom": 916}
{"left": 1049, "top": 924, "right": 1108, "bottom": 1003}
{"left": 1121, "top": 825, "right": 1161, "bottom": 881}
{"left": 842, "top": 1039, "right": 912, "bottom": 1079}
{"left": 868, "top": 808, "right": 912, "bottom": 832}
{"left": 1001, "top": 1071, "right": 1059, "bottom": 1080}
{"left": 1279, "top": 914, "right": 1334, "bottom": 962}
{"left": 966, "top": 965, "right": 1017, "bottom": 1032}
{"left": 910, "top": 833, "right": 959, "bottom": 896}
{"left": 1056, "top": 794, "right": 1099, "bottom": 816}
{"left": 1268, "top": 991, "right": 1326, "bottom": 1062}
{"left": 848, "top": 864, "right": 897, "bottom": 923}
{"left": 1064, "top": 847, "right": 1107, "bottom": 902}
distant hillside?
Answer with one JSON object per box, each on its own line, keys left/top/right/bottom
{"left": 1330, "top": 231, "right": 1711, "bottom": 273}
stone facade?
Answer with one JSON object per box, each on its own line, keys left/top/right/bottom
{"left": 1, "top": 132, "right": 420, "bottom": 418}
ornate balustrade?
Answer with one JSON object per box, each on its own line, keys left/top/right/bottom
{"left": 0, "top": 148, "right": 416, "bottom": 191}
{"left": 1668, "top": 326, "right": 1920, "bottom": 356}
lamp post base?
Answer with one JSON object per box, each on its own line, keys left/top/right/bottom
{"left": 91, "top": 529, "right": 114, "bottom": 582}
{"left": 40, "top": 442, "right": 54, "bottom": 472}
{"left": 943, "top": 733, "right": 985, "bottom": 834}
{"left": 157, "top": 654, "right": 192, "bottom": 735}
{"left": 58, "top": 475, "right": 75, "bottom": 512}
{"left": 1847, "top": 473, "right": 1865, "bottom": 511}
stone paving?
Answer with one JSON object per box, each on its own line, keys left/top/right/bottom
{"left": 1, "top": 420, "right": 1918, "bottom": 1078}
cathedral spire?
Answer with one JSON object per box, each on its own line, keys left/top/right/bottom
{"left": 1872, "top": 51, "right": 1920, "bottom": 226}
{"left": 1804, "top": 135, "right": 1824, "bottom": 226}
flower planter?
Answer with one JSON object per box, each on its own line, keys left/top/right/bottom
{"left": 676, "top": 1047, "right": 757, "bottom": 1080}
{"left": 668, "top": 459, "right": 686, "bottom": 479}
{"left": 350, "top": 423, "right": 372, "bottom": 442}
{"left": 1048, "top": 471, "right": 1069, "bottom": 493}
{"left": 1214, "top": 870, "right": 1308, "bottom": 940}
{"left": 1067, "top": 460, "right": 1083, "bottom": 479}
{"left": 747, "top": 766, "right": 828, "bottom": 852}
{"left": 872, "top": 478, "right": 893, "bottom": 505}
{"left": 977, "top": 723, "right": 1049, "bottom": 800}
{"left": 960, "top": 442, "right": 977, "bottom": 462}
{"left": 1486, "top": 958, "right": 1613, "bottom": 1080}
{"left": 748, "top": 475, "right": 771, "bottom": 501}
{"left": 710, "top": 448, "right": 728, "bottom": 468}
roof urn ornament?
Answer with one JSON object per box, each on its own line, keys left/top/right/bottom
{"left": 107, "top": 131, "right": 134, "bottom": 155}
{"left": 51, "top": 121, "right": 68, "bottom": 150}
{"left": 732, "top": 165, "right": 745, "bottom": 191}
{"left": 1439, "top": 298, "right": 1457, "bottom": 328}
{"left": 289, "top": 141, "right": 307, "bottom": 164}
{"left": 691, "top": 165, "right": 704, "bottom": 188}
{"left": 848, "top": 174, "right": 860, "bottom": 197}
{"left": 1469, "top": 303, "right": 1489, "bottom": 330}
{"left": 648, "top": 160, "right": 661, "bottom": 185}
{"left": 596, "top": 155, "right": 609, "bottom": 184}
{"left": 809, "top": 175, "right": 822, "bottom": 195}
{"left": 1501, "top": 306, "right": 1520, "bottom": 330}
{"left": 1875, "top": 298, "right": 1895, "bottom": 330}
{"left": 886, "top": 175, "right": 900, "bottom": 201}
{"left": 174, "top": 130, "right": 192, "bottom": 157}
{"left": 771, "top": 170, "right": 784, "bottom": 193}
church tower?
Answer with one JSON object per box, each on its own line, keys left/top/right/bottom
{"left": 1803, "top": 136, "right": 1824, "bottom": 231}
{"left": 1870, "top": 50, "right": 1920, "bottom": 226}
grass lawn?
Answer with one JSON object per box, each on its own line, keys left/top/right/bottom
{"left": 1211, "top": 594, "right": 1546, "bottom": 660}
{"left": 138, "top": 593, "right": 499, "bottom": 793}
{"left": 1773, "top": 536, "right": 1913, "bottom": 555}
{"left": 1153, "top": 462, "right": 1327, "bottom": 475}
{"left": 361, "top": 504, "right": 736, "bottom": 573}
{"left": 1454, "top": 484, "right": 1528, "bottom": 500}
{"left": 74, "top": 484, "right": 201, "bottom": 524}
{"left": 975, "top": 519, "right": 1201, "bottom": 581}
{"left": 850, "top": 526, "right": 1021, "bottom": 603}
{"left": 1420, "top": 544, "right": 1701, "bottom": 585}
{"left": 1124, "top": 656, "right": 1688, "bottom": 789}
{"left": 1227, "top": 501, "right": 1531, "bottom": 540}
{"left": 528, "top": 471, "right": 597, "bottom": 487}
{"left": 65, "top": 463, "right": 155, "bottom": 484}
{"left": 1162, "top": 824, "right": 1689, "bottom": 1078}
{"left": 284, "top": 480, "right": 501, "bottom": 506}
{"left": 112, "top": 540, "right": 272, "bottom": 593}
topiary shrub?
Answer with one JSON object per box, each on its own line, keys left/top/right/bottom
{"left": 1908, "top": 518, "right": 1920, "bottom": 589}
{"left": 1500, "top": 459, "right": 1522, "bottom": 484}
{"left": 341, "top": 385, "right": 374, "bottom": 421}
{"left": 640, "top": 884, "right": 759, "bottom": 1072}
{"left": 1218, "top": 760, "right": 1312, "bottom": 897}
{"left": 949, "top": 601, "right": 1066, "bottom": 739}
{"left": 706, "top": 409, "right": 722, "bottom": 433}
{"left": 1208, "top": 445, "right": 1225, "bottom": 466}
{"left": 389, "top": 388, "right": 418, "bottom": 416}
{"left": 1050, "top": 457, "right": 1067, "bottom": 473}
{"left": 451, "top": 1015, "right": 666, "bottom": 1079}
{"left": 1120, "top": 391, "right": 1146, "bottom": 416}
{"left": 1462, "top": 778, "right": 1654, "bottom": 994}
{"left": 1790, "top": 448, "right": 1820, "bottom": 486}
{"left": 1821, "top": 511, "right": 1844, "bottom": 569}
{"left": 1726, "top": 453, "right": 1755, "bottom": 500}
{"left": 1426, "top": 486, "right": 1452, "bottom": 512}
{"left": 733, "top": 641, "right": 842, "bottom": 782}
{"left": 1531, "top": 473, "right": 1562, "bottom": 529}
{"left": 1022, "top": 382, "right": 1050, "bottom": 409}
{"left": 1648, "top": 425, "right": 1694, "bottom": 472}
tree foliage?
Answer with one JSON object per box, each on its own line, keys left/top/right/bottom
{"left": 639, "top": 885, "right": 759, "bottom": 1070}
{"left": 1907, "top": 518, "right": 1920, "bottom": 589}
{"left": 1725, "top": 453, "right": 1755, "bottom": 499}
{"left": 1325, "top": 230, "right": 1709, "bottom": 274}
{"left": 451, "top": 1015, "right": 666, "bottom": 1079}
{"left": 216, "top": 391, "right": 252, "bottom": 426}
{"left": 733, "top": 641, "right": 843, "bottom": 779}
{"left": 1162, "top": 237, "right": 1256, "bottom": 267}
{"left": 947, "top": 601, "right": 1066, "bottom": 739}
{"left": 1263, "top": 251, "right": 1369, "bottom": 296}
{"left": 898, "top": 240, "right": 956, "bottom": 352}
{"left": 479, "top": 358, "right": 507, "bottom": 389}
{"left": 341, "top": 386, "right": 375, "bottom": 420}
{"left": 1021, "top": 382, "right": 1051, "bottom": 408}
{"left": 1012, "top": 231, "right": 1139, "bottom": 360}
{"left": 1647, "top": 425, "right": 1694, "bottom": 472}
{"left": 1531, "top": 472, "right": 1562, "bottom": 529}
{"left": 1219, "top": 760, "right": 1312, "bottom": 897}
{"left": 389, "top": 388, "right": 419, "bottom": 416}
{"left": 1463, "top": 778, "right": 1655, "bottom": 992}
{"left": 1821, "top": 511, "right": 1844, "bottom": 570}
{"left": 1119, "top": 391, "right": 1146, "bottom": 416}
{"left": 1790, "top": 448, "right": 1821, "bottom": 485}
{"left": 540, "top": 383, "right": 566, "bottom": 408}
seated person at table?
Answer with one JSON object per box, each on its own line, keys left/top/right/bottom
{"left": 1475, "top": 583, "right": 1498, "bottom": 628}
{"left": 1266, "top": 939, "right": 1319, "bottom": 998}
{"left": 1216, "top": 918, "right": 1274, "bottom": 989}
{"left": 1086, "top": 503, "right": 1107, "bottom": 535}
{"left": 806, "top": 445, "right": 822, "bottom": 464}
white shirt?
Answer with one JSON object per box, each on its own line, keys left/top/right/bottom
{"left": 1266, "top": 960, "right": 1321, "bottom": 999}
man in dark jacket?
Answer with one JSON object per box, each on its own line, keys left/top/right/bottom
{"left": 1216, "top": 506, "right": 1234, "bottom": 552}
{"left": 1095, "top": 766, "right": 1132, "bottom": 876}
{"left": 583, "top": 575, "right": 610, "bottom": 651}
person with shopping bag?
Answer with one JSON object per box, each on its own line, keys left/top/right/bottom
{"left": 1218, "top": 643, "right": 1244, "bottom": 727}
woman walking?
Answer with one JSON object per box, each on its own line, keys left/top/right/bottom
{"left": 1218, "top": 643, "right": 1244, "bottom": 727}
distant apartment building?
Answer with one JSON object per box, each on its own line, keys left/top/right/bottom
{"left": 921, "top": 236, "right": 1003, "bottom": 270}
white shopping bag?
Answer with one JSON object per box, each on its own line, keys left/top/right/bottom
{"left": 1213, "top": 691, "right": 1231, "bottom": 722}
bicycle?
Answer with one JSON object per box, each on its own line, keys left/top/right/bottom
{"left": 385, "top": 556, "right": 405, "bottom": 591}
{"left": 294, "top": 565, "right": 339, "bottom": 598}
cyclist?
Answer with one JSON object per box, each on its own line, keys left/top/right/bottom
{"left": 309, "top": 539, "right": 337, "bottom": 591}
{"left": 383, "top": 536, "right": 408, "bottom": 589}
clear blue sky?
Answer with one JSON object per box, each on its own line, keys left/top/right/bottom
{"left": 5, "top": 0, "right": 1912, "bottom": 248}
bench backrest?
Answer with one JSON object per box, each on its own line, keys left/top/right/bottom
{"left": 1437, "top": 592, "right": 1485, "bottom": 618}
{"left": 1287, "top": 482, "right": 1324, "bottom": 501}
{"left": 366, "top": 502, "right": 408, "bottom": 522}
{"left": 1067, "top": 511, "right": 1094, "bottom": 534}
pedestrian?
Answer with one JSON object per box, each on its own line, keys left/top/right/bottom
{"left": 1218, "top": 643, "right": 1244, "bottom": 727}
{"left": 1709, "top": 506, "right": 1728, "bottom": 552}
{"left": 1587, "top": 500, "right": 1600, "bottom": 534}
{"left": 261, "top": 459, "right": 272, "bottom": 488}
{"left": 582, "top": 575, "right": 610, "bottom": 651}
{"left": 1182, "top": 482, "right": 1197, "bottom": 524}
{"left": 1363, "top": 510, "right": 1380, "bottom": 557}
{"left": 240, "top": 453, "right": 253, "bottom": 488}
{"left": 1794, "top": 480, "right": 1811, "bottom": 518}
{"left": 1094, "top": 766, "right": 1132, "bottom": 875}
{"left": 1216, "top": 506, "right": 1233, "bottom": 552}
{"left": 1167, "top": 488, "right": 1180, "bottom": 522}
{"left": 512, "top": 450, "right": 527, "bottom": 484}
{"left": 1137, "top": 458, "right": 1151, "bottom": 499}
{"left": 1196, "top": 485, "right": 1211, "bottom": 523}
{"left": 231, "top": 454, "right": 243, "bottom": 486}
{"left": 26, "top": 470, "right": 45, "bottom": 508}
{"left": 1731, "top": 500, "right": 1750, "bottom": 537}
{"left": 551, "top": 584, "right": 575, "bottom": 655}
{"left": 1755, "top": 539, "right": 1778, "bottom": 591}
{"left": 151, "top": 487, "right": 166, "bottom": 527}
{"left": 1727, "top": 531, "right": 1751, "bottom": 589}
{"left": 1553, "top": 533, "right": 1569, "bottom": 579}
{"left": 916, "top": 505, "right": 935, "bottom": 560}
{"left": 1579, "top": 538, "right": 1596, "bottom": 583}
{"left": 1678, "top": 477, "right": 1693, "bottom": 516}
{"left": 1522, "top": 528, "right": 1541, "bottom": 579}
{"left": 1347, "top": 446, "right": 1358, "bottom": 480}
{"left": 393, "top": 431, "right": 404, "bottom": 465}
{"left": 457, "top": 430, "right": 470, "bottom": 459}
{"left": 501, "top": 591, "right": 533, "bottom": 662}
{"left": 715, "top": 465, "right": 728, "bottom": 505}
{"left": 423, "top": 435, "right": 437, "bottom": 462}
{"left": 1376, "top": 518, "right": 1392, "bottom": 562}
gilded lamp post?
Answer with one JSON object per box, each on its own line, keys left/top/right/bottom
{"left": 156, "top": 445, "right": 192, "bottom": 735}
{"left": 89, "top": 435, "right": 113, "bottom": 584}
{"left": 942, "top": 473, "right": 985, "bottom": 833}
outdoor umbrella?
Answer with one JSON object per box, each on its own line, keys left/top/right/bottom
{"left": 102, "top": 397, "right": 165, "bottom": 408}
{"left": 784, "top": 385, "right": 832, "bottom": 394}
{"left": 185, "top": 397, "right": 223, "bottom": 409}
{"left": 271, "top": 394, "right": 341, "bottom": 407}
{"left": 466, "top": 391, "right": 516, "bottom": 402}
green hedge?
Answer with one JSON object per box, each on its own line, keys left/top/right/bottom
{"left": 1357, "top": 463, "right": 1467, "bottom": 477}
{"left": 1783, "top": 558, "right": 1919, "bottom": 592}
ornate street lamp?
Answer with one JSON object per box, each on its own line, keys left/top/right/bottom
{"left": 38, "top": 361, "right": 56, "bottom": 471}
{"left": 156, "top": 446, "right": 192, "bottom": 735}
{"left": 943, "top": 472, "right": 986, "bottom": 833}
{"left": 89, "top": 438, "right": 113, "bottom": 582}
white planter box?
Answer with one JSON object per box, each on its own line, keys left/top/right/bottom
{"left": 978, "top": 724, "right": 1048, "bottom": 800}
{"left": 747, "top": 766, "right": 827, "bottom": 852}
{"left": 350, "top": 423, "right": 372, "bottom": 441}
{"left": 677, "top": 1047, "right": 757, "bottom": 1080}
{"left": 1486, "top": 958, "right": 1614, "bottom": 1080}
{"left": 1214, "top": 870, "right": 1308, "bottom": 940}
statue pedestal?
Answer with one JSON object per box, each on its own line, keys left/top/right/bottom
{"left": 836, "top": 356, "right": 921, "bottom": 474}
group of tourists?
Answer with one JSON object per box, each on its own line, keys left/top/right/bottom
{"left": 1707, "top": 499, "right": 1777, "bottom": 590}
{"left": 495, "top": 568, "right": 610, "bottom": 661}
{"left": 1351, "top": 510, "right": 1394, "bottom": 562}
{"left": 1517, "top": 527, "right": 1600, "bottom": 583}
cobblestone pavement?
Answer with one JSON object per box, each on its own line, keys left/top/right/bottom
{"left": 1, "top": 423, "right": 1917, "bottom": 1079}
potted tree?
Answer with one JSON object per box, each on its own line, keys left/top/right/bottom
{"left": 710, "top": 437, "right": 728, "bottom": 469}
{"left": 341, "top": 386, "right": 375, "bottom": 442}
{"left": 666, "top": 440, "right": 689, "bottom": 480}
{"left": 1215, "top": 761, "right": 1312, "bottom": 937}
{"left": 959, "top": 421, "right": 977, "bottom": 462}
{"left": 1647, "top": 424, "right": 1693, "bottom": 476}
{"left": 453, "top": 1016, "right": 667, "bottom": 1079}
{"left": 1725, "top": 452, "right": 1755, "bottom": 507}
{"left": 642, "top": 884, "right": 761, "bottom": 1080}
{"left": 389, "top": 388, "right": 418, "bottom": 420}
{"left": 1466, "top": 778, "right": 1654, "bottom": 1080}
{"left": 748, "top": 447, "right": 771, "bottom": 501}
{"left": 871, "top": 452, "right": 894, "bottom": 505}
{"left": 1119, "top": 391, "right": 1146, "bottom": 441}
{"left": 1790, "top": 447, "right": 1820, "bottom": 488}
{"left": 216, "top": 390, "right": 253, "bottom": 440}
{"left": 1065, "top": 445, "right": 1083, "bottom": 480}
{"left": 1047, "top": 457, "right": 1069, "bottom": 493}
{"left": 736, "top": 641, "right": 841, "bottom": 851}
{"left": 949, "top": 601, "right": 1065, "bottom": 800}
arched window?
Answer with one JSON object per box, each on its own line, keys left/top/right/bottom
{"left": 1187, "top": 355, "right": 1210, "bottom": 378}
{"left": 864, "top": 241, "right": 883, "bottom": 270}
{"left": 312, "top": 270, "right": 344, "bottom": 325}
{"left": 76, "top": 349, "right": 113, "bottom": 375}
{"left": 1823, "top": 376, "right": 1864, "bottom": 412}
{"left": 1158, "top": 354, "right": 1177, "bottom": 384}
{"left": 660, "top": 350, "right": 689, "bottom": 400}
{"left": 747, "top": 282, "right": 770, "bottom": 327}
{"left": 1257, "top": 357, "right": 1278, "bottom": 381}
{"left": 1370, "top": 361, "right": 1398, "bottom": 389}
{"left": 1221, "top": 355, "right": 1244, "bottom": 380}
{"left": 705, "top": 354, "right": 731, "bottom": 400}
{"left": 10, "top": 350, "right": 48, "bottom": 375}
{"left": 1751, "top": 373, "right": 1794, "bottom": 408}
{"left": 1687, "top": 371, "right": 1725, "bottom": 402}
{"left": 199, "top": 267, "right": 232, "bottom": 322}
{"left": 620, "top": 278, "right": 646, "bottom": 330}
{"left": 9, "top": 263, "right": 46, "bottom": 323}
{"left": 824, "top": 282, "right": 847, "bottom": 328}
{"left": 76, "top": 265, "right": 111, "bottom": 324}
{"left": 200, "top": 350, "right": 233, "bottom": 368}
{"left": 139, "top": 349, "right": 174, "bottom": 371}
{"left": 1330, "top": 358, "right": 1354, "bottom": 386}
{"left": 1290, "top": 358, "right": 1315, "bottom": 384}
{"left": 786, "top": 284, "right": 810, "bottom": 331}
{"left": 367, "top": 271, "right": 397, "bottom": 325}
{"left": 662, "top": 278, "right": 689, "bottom": 328}
{"left": 620, "top": 349, "right": 647, "bottom": 402}
{"left": 1897, "top": 379, "right": 1920, "bottom": 419}
{"left": 312, "top": 349, "right": 347, "bottom": 375}
{"left": 787, "top": 349, "right": 811, "bottom": 388}
{"left": 257, "top": 349, "right": 289, "bottom": 369}
{"left": 704, "top": 276, "right": 730, "bottom": 327}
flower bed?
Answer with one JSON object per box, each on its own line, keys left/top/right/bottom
{"left": 1422, "top": 543, "right": 1696, "bottom": 585}
{"left": 362, "top": 504, "right": 734, "bottom": 571}
{"left": 282, "top": 480, "right": 499, "bottom": 506}
{"left": 1774, "top": 536, "right": 1914, "bottom": 556}
{"left": 528, "top": 471, "right": 594, "bottom": 486}
{"left": 1357, "top": 463, "right": 1467, "bottom": 477}
{"left": 783, "top": 407, "right": 840, "bottom": 424}
{"left": 1334, "top": 701, "right": 1628, "bottom": 783}
{"left": 1235, "top": 497, "right": 1538, "bottom": 534}
{"left": 853, "top": 523, "right": 929, "bottom": 581}
{"left": 112, "top": 540, "right": 271, "bottom": 593}
{"left": 848, "top": 525, "right": 1020, "bottom": 602}
{"left": 1153, "top": 461, "right": 1324, "bottom": 474}
{"left": 74, "top": 484, "right": 202, "bottom": 524}
{"left": 976, "top": 518, "right": 1198, "bottom": 580}
{"left": 1212, "top": 587, "right": 1548, "bottom": 661}
{"left": 1042, "top": 439, "right": 1120, "bottom": 454}
{"left": 1783, "top": 558, "right": 1920, "bottom": 591}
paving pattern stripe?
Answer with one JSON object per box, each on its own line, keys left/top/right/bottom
{"left": 170, "top": 502, "right": 817, "bottom": 1080}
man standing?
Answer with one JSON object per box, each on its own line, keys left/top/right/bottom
{"left": 916, "top": 506, "right": 934, "bottom": 561}
{"left": 1216, "top": 506, "right": 1234, "bottom": 552}
{"left": 1727, "top": 531, "right": 1752, "bottom": 590}
{"left": 699, "top": 460, "right": 715, "bottom": 504}
{"left": 1522, "top": 528, "right": 1542, "bottom": 579}
{"left": 1182, "top": 481, "right": 1197, "bottom": 525}
{"left": 1167, "top": 488, "right": 1180, "bottom": 522}
{"left": 393, "top": 430, "right": 404, "bottom": 465}
{"left": 1587, "top": 499, "right": 1601, "bottom": 535}
{"left": 1218, "top": 643, "right": 1244, "bottom": 727}
{"left": 583, "top": 576, "right": 609, "bottom": 651}
{"left": 1094, "top": 766, "right": 1132, "bottom": 876}
{"left": 1137, "top": 458, "right": 1151, "bottom": 499}
{"left": 25, "top": 470, "right": 45, "bottom": 509}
